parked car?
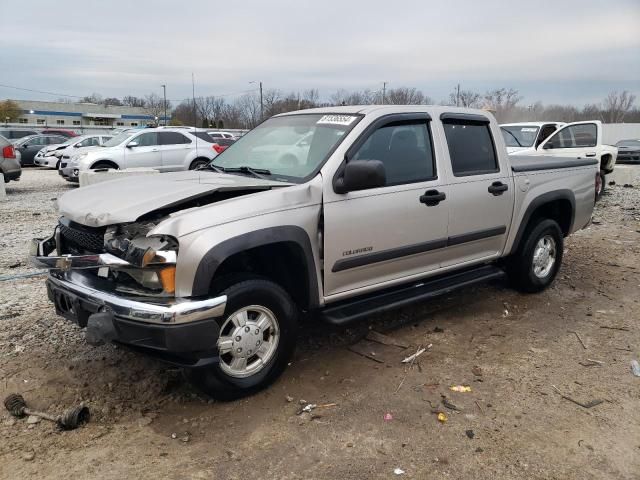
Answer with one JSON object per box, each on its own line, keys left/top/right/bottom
{"left": 615, "top": 139, "right": 640, "bottom": 164}
{"left": 500, "top": 122, "right": 564, "bottom": 154}
{"left": 13, "top": 134, "right": 68, "bottom": 166}
{"left": 507, "top": 120, "right": 617, "bottom": 200}
{"left": 0, "top": 128, "right": 39, "bottom": 140}
{"left": 0, "top": 135, "right": 21, "bottom": 183}
{"left": 39, "top": 128, "right": 77, "bottom": 138}
{"left": 58, "top": 128, "right": 218, "bottom": 182}
{"left": 34, "top": 134, "right": 113, "bottom": 169}
{"left": 31, "top": 106, "right": 599, "bottom": 400}
{"left": 207, "top": 130, "right": 235, "bottom": 139}
{"left": 209, "top": 136, "right": 236, "bottom": 153}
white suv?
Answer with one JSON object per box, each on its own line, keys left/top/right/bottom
{"left": 59, "top": 128, "right": 218, "bottom": 182}
{"left": 35, "top": 134, "right": 113, "bottom": 169}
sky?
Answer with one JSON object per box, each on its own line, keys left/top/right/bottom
{"left": 0, "top": 0, "right": 638, "bottom": 107}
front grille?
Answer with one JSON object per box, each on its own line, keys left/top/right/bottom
{"left": 59, "top": 221, "right": 105, "bottom": 253}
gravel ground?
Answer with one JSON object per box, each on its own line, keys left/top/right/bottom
{"left": 0, "top": 168, "right": 639, "bottom": 479}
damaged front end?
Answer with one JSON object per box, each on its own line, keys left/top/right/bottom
{"left": 31, "top": 218, "right": 226, "bottom": 367}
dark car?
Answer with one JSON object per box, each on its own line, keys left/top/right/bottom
{"left": 0, "top": 128, "right": 39, "bottom": 140}
{"left": 13, "top": 134, "right": 68, "bottom": 166}
{"left": 615, "top": 139, "right": 640, "bottom": 164}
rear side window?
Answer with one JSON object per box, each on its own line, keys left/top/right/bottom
{"left": 352, "top": 121, "right": 435, "bottom": 186}
{"left": 160, "top": 132, "right": 191, "bottom": 145}
{"left": 548, "top": 123, "right": 597, "bottom": 148}
{"left": 192, "top": 132, "right": 215, "bottom": 143}
{"left": 443, "top": 121, "right": 498, "bottom": 176}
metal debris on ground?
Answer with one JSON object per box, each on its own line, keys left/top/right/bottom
{"left": 450, "top": 385, "right": 472, "bottom": 393}
{"left": 4, "top": 393, "right": 90, "bottom": 430}
{"left": 401, "top": 346, "right": 429, "bottom": 363}
{"left": 297, "top": 403, "right": 317, "bottom": 415}
{"left": 631, "top": 360, "right": 640, "bottom": 377}
{"left": 551, "top": 385, "right": 604, "bottom": 409}
{"left": 442, "top": 397, "right": 461, "bottom": 411}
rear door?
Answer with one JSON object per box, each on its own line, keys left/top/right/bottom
{"left": 323, "top": 114, "right": 450, "bottom": 298}
{"left": 123, "top": 132, "right": 161, "bottom": 168}
{"left": 537, "top": 121, "right": 601, "bottom": 158}
{"left": 158, "top": 131, "right": 193, "bottom": 170}
{"left": 440, "top": 113, "right": 514, "bottom": 267}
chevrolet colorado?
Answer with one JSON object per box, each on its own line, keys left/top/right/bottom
{"left": 31, "top": 106, "right": 599, "bottom": 400}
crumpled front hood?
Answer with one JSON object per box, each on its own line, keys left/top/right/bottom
{"left": 57, "top": 170, "right": 291, "bottom": 227}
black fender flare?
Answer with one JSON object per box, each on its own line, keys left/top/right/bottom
{"left": 191, "top": 226, "right": 320, "bottom": 308}
{"left": 507, "top": 189, "right": 575, "bottom": 256}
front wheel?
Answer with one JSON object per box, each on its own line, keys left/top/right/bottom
{"left": 507, "top": 219, "right": 564, "bottom": 293}
{"left": 184, "top": 278, "right": 298, "bottom": 401}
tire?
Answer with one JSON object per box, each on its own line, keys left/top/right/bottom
{"left": 185, "top": 277, "right": 298, "bottom": 401}
{"left": 507, "top": 219, "right": 564, "bottom": 293}
{"left": 91, "top": 161, "right": 118, "bottom": 170}
{"left": 595, "top": 172, "right": 605, "bottom": 201}
{"left": 189, "top": 158, "right": 209, "bottom": 170}
{"left": 55, "top": 160, "right": 61, "bottom": 170}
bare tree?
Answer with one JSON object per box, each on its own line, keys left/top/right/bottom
{"left": 122, "top": 95, "right": 146, "bottom": 108}
{"left": 235, "top": 92, "right": 262, "bottom": 128}
{"left": 384, "top": 87, "right": 431, "bottom": 105}
{"left": 448, "top": 88, "right": 482, "bottom": 108}
{"left": 79, "top": 93, "right": 103, "bottom": 104}
{"left": 145, "top": 93, "right": 172, "bottom": 124}
{"left": 483, "top": 88, "right": 522, "bottom": 122}
{"left": 103, "top": 97, "right": 123, "bottom": 107}
{"left": 602, "top": 90, "right": 636, "bottom": 123}
{"left": 330, "top": 89, "right": 377, "bottom": 106}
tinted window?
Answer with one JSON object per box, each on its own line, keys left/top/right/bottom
{"left": 352, "top": 121, "right": 435, "bottom": 185}
{"left": 78, "top": 137, "right": 100, "bottom": 147}
{"left": 443, "top": 122, "right": 498, "bottom": 176}
{"left": 26, "top": 136, "right": 47, "bottom": 146}
{"left": 160, "top": 131, "right": 191, "bottom": 145}
{"left": 132, "top": 132, "right": 159, "bottom": 147}
{"left": 48, "top": 136, "right": 66, "bottom": 144}
{"left": 215, "top": 138, "right": 235, "bottom": 146}
{"left": 193, "top": 132, "right": 215, "bottom": 143}
{"left": 547, "top": 123, "right": 597, "bottom": 148}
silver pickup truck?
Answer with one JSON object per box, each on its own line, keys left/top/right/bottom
{"left": 32, "top": 106, "right": 598, "bottom": 400}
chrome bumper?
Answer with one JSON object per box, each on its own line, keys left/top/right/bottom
{"left": 47, "top": 274, "right": 226, "bottom": 325}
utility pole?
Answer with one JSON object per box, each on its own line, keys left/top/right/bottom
{"left": 456, "top": 83, "right": 460, "bottom": 107}
{"left": 382, "top": 81, "right": 387, "bottom": 105}
{"left": 259, "top": 81, "right": 263, "bottom": 121}
{"left": 161, "top": 84, "right": 167, "bottom": 126}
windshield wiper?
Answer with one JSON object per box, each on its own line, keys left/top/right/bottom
{"left": 196, "top": 162, "right": 226, "bottom": 173}
{"left": 221, "top": 166, "right": 271, "bottom": 179}
{"left": 501, "top": 128, "right": 523, "bottom": 147}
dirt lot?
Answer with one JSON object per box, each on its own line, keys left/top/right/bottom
{"left": 1, "top": 169, "right": 639, "bottom": 479}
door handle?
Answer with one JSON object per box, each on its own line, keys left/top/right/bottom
{"left": 488, "top": 181, "right": 508, "bottom": 196}
{"left": 419, "top": 189, "right": 446, "bottom": 206}
{"left": 585, "top": 153, "right": 596, "bottom": 157}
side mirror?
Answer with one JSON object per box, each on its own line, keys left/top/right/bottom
{"left": 127, "top": 141, "right": 139, "bottom": 148}
{"left": 334, "top": 159, "right": 386, "bottom": 194}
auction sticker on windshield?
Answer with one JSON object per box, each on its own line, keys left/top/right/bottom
{"left": 521, "top": 127, "right": 537, "bottom": 132}
{"left": 317, "top": 115, "right": 358, "bottom": 126}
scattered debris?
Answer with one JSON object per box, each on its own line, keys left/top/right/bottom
{"left": 599, "top": 325, "right": 630, "bottom": 332}
{"left": 393, "top": 467, "right": 405, "bottom": 475}
{"left": 631, "top": 360, "right": 640, "bottom": 377}
{"left": 401, "top": 347, "right": 427, "bottom": 363}
{"left": 551, "top": 385, "right": 604, "bottom": 409}
{"left": 474, "top": 401, "right": 484, "bottom": 415}
{"left": 347, "top": 344, "right": 384, "bottom": 363}
{"left": 366, "top": 330, "right": 409, "bottom": 349}
{"left": 181, "top": 432, "right": 191, "bottom": 443}
{"left": 450, "top": 385, "right": 472, "bottom": 393}
{"left": 442, "top": 397, "right": 461, "bottom": 411}
{"left": 433, "top": 326, "right": 444, "bottom": 333}
{"left": 437, "top": 412, "right": 448, "bottom": 423}
{"left": 395, "top": 345, "right": 425, "bottom": 393}
{"left": 297, "top": 403, "right": 317, "bottom": 415}
{"left": 579, "top": 359, "right": 604, "bottom": 367}
{"left": 285, "top": 395, "right": 294, "bottom": 403}
{"left": 569, "top": 330, "right": 587, "bottom": 349}
{"left": 384, "top": 413, "right": 393, "bottom": 422}
{"left": 465, "top": 429, "right": 475, "bottom": 439}
{"left": 623, "top": 183, "right": 634, "bottom": 188}
{"left": 8, "top": 262, "right": 22, "bottom": 269}
{"left": 26, "top": 415, "right": 41, "bottom": 425}
{"left": 471, "top": 366, "right": 483, "bottom": 377}
{"left": 22, "top": 450, "right": 35, "bottom": 462}
{"left": 171, "top": 433, "right": 177, "bottom": 439}
{"left": 4, "top": 393, "right": 90, "bottom": 430}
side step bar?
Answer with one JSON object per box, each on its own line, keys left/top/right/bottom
{"left": 320, "top": 265, "right": 506, "bottom": 326}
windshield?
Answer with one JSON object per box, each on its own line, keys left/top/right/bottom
{"left": 61, "top": 137, "right": 78, "bottom": 146}
{"left": 211, "top": 113, "right": 360, "bottom": 181}
{"left": 501, "top": 125, "right": 539, "bottom": 147}
{"left": 103, "top": 132, "right": 136, "bottom": 147}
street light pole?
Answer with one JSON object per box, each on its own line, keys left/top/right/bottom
{"left": 382, "top": 81, "right": 387, "bottom": 105}
{"left": 161, "top": 84, "right": 167, "bottom": 126}
{"left": 249, "top": 81, "right": 264, "bottom": 122}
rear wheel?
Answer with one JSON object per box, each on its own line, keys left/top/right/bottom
{"left": 189, "top": 158, "right": 209, "bottom": 170}
{"left": 595, "top": 171, "right": 605, "bottom": 201}
{"left": 507, "top": 219, "right": 563, "bottom": 293}
{"left": 184, "top": 277, "right": 298, "bottom": 401}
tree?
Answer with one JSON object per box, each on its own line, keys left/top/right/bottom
{"left": 0, "top": 100, "right": 21, "bottom": 122}
{"left": 122, "top": 95, "right": 146, "bottom": 108}
{"left": 79, "top": 93, "right": 103, "bottom": 104}
{"left": 103, "top": 97, "right": 123, "bottom": 107}
{"left": 195, "top": 96, "right": 226, "bottom": 127}
{"left": 602, "top": 90, "right": 636, "bottom": 123}
{"left": 145, "top": 93, "right": 172, "bottom": 123}
{"left": 385, "top": 87, "right": 431, "bottom": 105}
{"left": 483, "top": 88, "right": 522, "bottom": 122}
{"left": 171, "top": 100, "right": 193, "bottom": 125}
{"left": 448, "top": 88, "right": 482, "bottom": 108}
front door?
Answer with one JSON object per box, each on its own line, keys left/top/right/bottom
{"left": 440, "top": 114, "right": 514, "bottom": 267}
{"left": 323, "top": 115, "right": 450, "bottom": 298}
{"left": 537, "top": 121, "right": 601, "bottom": 159}
{"left": 124, "top": 132, "right": 161, "bottom": 168}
